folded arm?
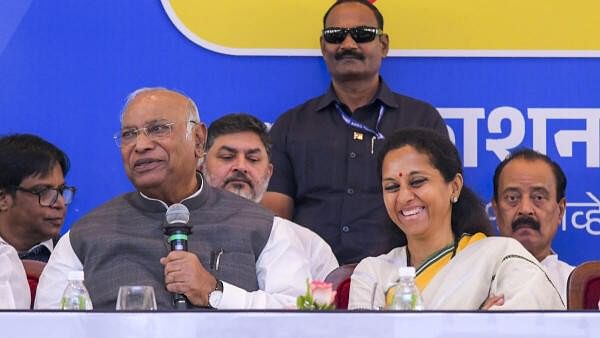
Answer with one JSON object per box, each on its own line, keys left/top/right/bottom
{"left": 490, "top": 254, "right": 565, "bottom": 310}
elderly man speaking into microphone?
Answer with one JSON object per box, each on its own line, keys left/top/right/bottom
{"left": 35, "top": 88, "right": 311, "bottom": 310}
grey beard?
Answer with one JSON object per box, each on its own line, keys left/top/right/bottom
{"left": 202, "top": 168, "right": 270, "bottom": 203}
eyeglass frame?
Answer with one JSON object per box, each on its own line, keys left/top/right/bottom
{"left": 113, "top": 120, "right": 198, "bottom": 148}
{"left": 13, "top": 185, "right": 76, "bottom": 207}
{"left": 321, "top": 26, "right": 384, "bottom": 44}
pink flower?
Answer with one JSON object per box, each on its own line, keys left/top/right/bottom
{"left": 310, "top": 281, "right": 336, "bottom": 306}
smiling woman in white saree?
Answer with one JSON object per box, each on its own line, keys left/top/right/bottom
{"left": 348, "top": 128, "right": 564, "bottom": 310}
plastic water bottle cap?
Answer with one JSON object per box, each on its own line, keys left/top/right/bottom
{"left": 398, "top": 266, "right": 416, "bottom": 278}
{"left": 68, "top": 271, "right": 85, "bottom": 281}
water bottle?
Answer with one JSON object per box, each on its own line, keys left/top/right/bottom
{"left": 60, "top": 271, "right": 93, "bottom": 310}
{"left": 386, "top": 266, "right": 424, "bottom": 310}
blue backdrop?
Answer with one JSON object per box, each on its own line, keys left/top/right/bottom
{"left": 1, "top": 1, "right": 598, "bottom": 265}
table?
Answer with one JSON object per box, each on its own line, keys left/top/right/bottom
{"left": 1, "top": 310, "right": 599, "bottom": 338}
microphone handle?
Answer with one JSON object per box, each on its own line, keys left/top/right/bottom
{"left": 170, "top": 237, "right": 188, "bottom": 251}
{"left": 167, "top": 229, "right": 190, "bottom": 309}
{"left": 173, "top": 294, "right": 188, "bottom": 309}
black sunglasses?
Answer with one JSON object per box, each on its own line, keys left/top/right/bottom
{"left": 322, "top": 26, "right": 383, "bottom": 44}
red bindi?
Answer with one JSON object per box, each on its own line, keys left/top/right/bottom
{"left": 397, "top": 172, "right": 403, "bottom": 177}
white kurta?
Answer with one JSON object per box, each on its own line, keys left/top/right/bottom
{"left": 0, "top": 242, "right": 30, "bottom": 309}
{"left": 35, "top": 218, "right": 313, "bottom": 310}
{"left": 349, "top": 237, "right": 565, "bottom": 310}
{"left": 540, "top": 253, "right": 574, "bottom": 304}
{"left": 289, "top": 222, "right": 339, "bottom": 281}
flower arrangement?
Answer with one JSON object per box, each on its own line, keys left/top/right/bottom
{"left": 296, "top": 280, "right": 336, "bottom": 310}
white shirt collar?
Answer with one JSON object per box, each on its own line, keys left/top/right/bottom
{"left": 541, "top": 249, "right": 559, "bottom": 264}
{"left": 138, "top": 174, "right": 204, "bottom": 209}
{"left": 38, "top": 238, "right": 54, "bottom": 252}
{"left": 0, "top": 233, "right": 53, "bottom": 252}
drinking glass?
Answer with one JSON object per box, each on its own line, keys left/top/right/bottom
{"left": 116, "top": 286, "right": 157, "bottom": 310}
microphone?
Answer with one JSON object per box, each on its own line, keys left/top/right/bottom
{"left": 164, "top": 203, "right": 192, "bottom": 309}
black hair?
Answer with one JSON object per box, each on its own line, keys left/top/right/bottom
{"left": 493, "top": 148, "right": 567, "bottom": 202}
{"left": 377, "top": 128, "right": 493, "bottom": 237}
{"left": 206, "top": 113, "right": 271, "bottom": 159}
{"left": 0, "top": 134, "right": 70, "bottom": 195}
{"left": 323, "top": 0, "right": 384, "bottom": 29}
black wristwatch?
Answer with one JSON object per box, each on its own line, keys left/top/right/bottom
{"left": 208, "top": 279, "right": 224, "bottom": 309}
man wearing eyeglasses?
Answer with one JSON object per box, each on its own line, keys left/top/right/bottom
{"left": 0, "top": 134, "right": 74, "bottom": 263}
{"left": 262, "top": 0, "right": 449, "bottom": 265}
{"left": 36, "top": 88, "right": 311, "bottom": 310}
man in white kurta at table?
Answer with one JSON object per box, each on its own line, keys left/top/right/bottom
{"left": 0, "top": 134, "right": 75, "bottom": 263}
{"left": 35, "top": 87, "right": 311, "bottom": 310}
{"left": 201, "top": 113, "right": 339, "bottom": 281}
{"left": 0, "top": 241, "right": 30, "bottom": 309}
{"left": 493, "top": 148, "right": 574, "bottom": 303}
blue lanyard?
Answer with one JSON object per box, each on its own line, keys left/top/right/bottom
{"left": 335, "top": 103, "right": 386, "bottom": 140}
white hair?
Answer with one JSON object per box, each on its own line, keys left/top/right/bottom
{"left": 119, "top": 87, "right": 200, "bottom": 126}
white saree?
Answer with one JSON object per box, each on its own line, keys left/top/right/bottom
{"left": 349, "top": 235, "right": 565, "bottom": 310}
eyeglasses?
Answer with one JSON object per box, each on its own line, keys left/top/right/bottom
{"left": 113, "top": 120, "right": 197, "bottom": 147}
{"left": 14, "top": 185, "right": 76, "bottom": 207}
{"left": 322, "top": 26, "right": 383, "bottom": 44}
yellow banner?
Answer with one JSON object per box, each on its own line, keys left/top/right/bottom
{"left": 162, "top": 0, "right": 600, "bottom": 56}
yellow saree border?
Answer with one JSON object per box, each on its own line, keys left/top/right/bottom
{"left": 415, "top": 232, "right": 487, "bottom": 291}
{"left": 384, "top": 232, "right": 487, "bottom": 307}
